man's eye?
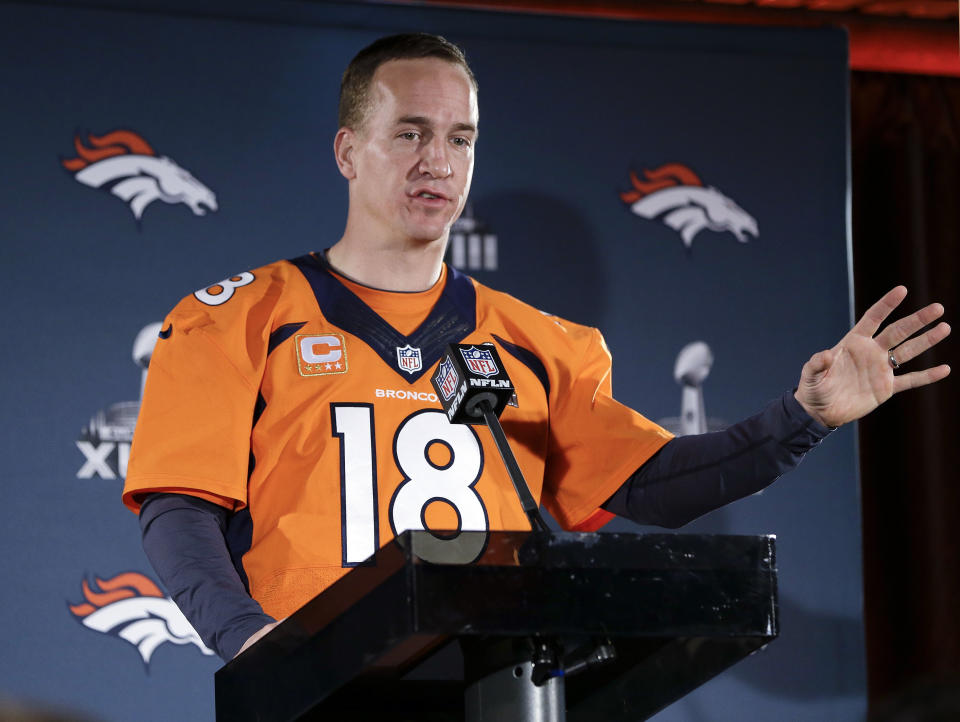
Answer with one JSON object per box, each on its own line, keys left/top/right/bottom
{"left": 399, "top": 131, "right": 420, "bottom": 141}
{"left": 451, "top": 137, "right": 471, "bottom": 148}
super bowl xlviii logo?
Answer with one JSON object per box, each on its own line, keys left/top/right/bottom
{"left": 435, "top": 358, "right": 460, "bottom": 401}
{"left": 446, "top": 204, "right": 498, "bottom": 271}
{"left": 61, "top": 129, "right": 217, "bottom": 222}
{"left": 620, "top": 163, "right": 758, "bottom": 248}
{"left": 396, "top": 344, "right": 423, "bottom": 374}
{"left": 76, "top": 322, "right": 162, "bottom": 480}
{"left": 69, "top": 572, "right": 214, "bottom": 667}
{"left": 460, "top": 346, "right": 498, "bottom": 377}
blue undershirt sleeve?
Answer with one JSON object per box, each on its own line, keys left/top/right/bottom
{"left": 139, "top": 493, "right": 276, "bottom": 661}
{"left": 602, "top": 390, "right": 833, "bottom": 528}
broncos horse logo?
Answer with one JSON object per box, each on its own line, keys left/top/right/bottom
{"left": 69, "top": 572, "right": 214, "bottom": 666}
{"left": 620, "top": 163, "right": 758, "bottom": 248}
{"left": 61, "top": 129, "right": 218, "bottom": 221}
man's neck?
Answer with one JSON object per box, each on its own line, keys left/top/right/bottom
{"left": 326, "top": 235, "right": 446, "bottom": 292}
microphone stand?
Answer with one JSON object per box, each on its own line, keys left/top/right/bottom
{"left": 471, "top": 397, "right": 551, "bottom": 534}
{"left": 463, "top": 396, "right": 561, "bottom": 720}
{"left": 430, "top": 347, "right": 615, "bottom": 721}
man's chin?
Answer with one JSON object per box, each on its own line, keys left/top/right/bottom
{"left": 404, "top": 226, "right": 451, "bottom": 247}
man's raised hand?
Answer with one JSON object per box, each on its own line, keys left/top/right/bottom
{"left": 795, "top": 286, "right": 950, "bottom": 429}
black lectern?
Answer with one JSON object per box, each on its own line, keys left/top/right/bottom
{"left": 216, "top": 530, "right": 777, "bottom": 721}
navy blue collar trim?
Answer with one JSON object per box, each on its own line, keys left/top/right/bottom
{"left": 288, "top": 252, "right": 477, "bottom": 383}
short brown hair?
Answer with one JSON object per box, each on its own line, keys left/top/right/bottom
{"left": 339, "top": 33, "right": 477, "bottom": 131}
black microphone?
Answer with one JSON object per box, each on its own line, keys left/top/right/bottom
{"left": 432, "top": 343, "right": 550, "bottom": 533}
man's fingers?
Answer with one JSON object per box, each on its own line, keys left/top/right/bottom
{"left": 853, "top": 286, "right": 908, "bottom": 338}
{"left": 892, "top": 364, "right": 951, "bottom": 393}
{"left": 875, "top": 303, "right": 946, "bottom": 350}
{"left": 888, "top": 322, "right": 951, "bottom": 365}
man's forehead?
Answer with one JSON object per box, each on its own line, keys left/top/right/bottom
{"left": 371, "top": 58, "right": 478, "bottom": 125}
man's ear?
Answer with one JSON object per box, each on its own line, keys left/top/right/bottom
{"left": 334, "top": 127, "right": 358, "bottom": 180}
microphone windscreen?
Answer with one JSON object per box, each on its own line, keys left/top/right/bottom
{"left": 431, "top": 343, "right": 515, "bottom": 424}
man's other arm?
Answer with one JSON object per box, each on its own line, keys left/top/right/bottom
{"left": 602, "top": 391, "right": 831, "bottom": 527}
{"left": 139, "top": 493, "right": 276, "bottom": 661}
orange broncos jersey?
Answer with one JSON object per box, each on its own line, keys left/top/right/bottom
{"left": 123, "top": 253, "right": 672, "bottom": 619}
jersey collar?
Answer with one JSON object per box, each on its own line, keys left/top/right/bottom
{"left": 289, "top": 252, "right": 477, "bottom": 383}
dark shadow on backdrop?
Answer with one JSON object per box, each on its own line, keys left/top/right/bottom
{"left": 464, "top": 191, "right": 608, "bottom": 328}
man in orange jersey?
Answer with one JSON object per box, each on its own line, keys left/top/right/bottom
{"left": 123, "top": 34, "right": 950, "bottom": 661}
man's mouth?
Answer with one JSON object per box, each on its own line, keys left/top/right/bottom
{"left": 412, "top": 189, "right": 447, "bottom": 201}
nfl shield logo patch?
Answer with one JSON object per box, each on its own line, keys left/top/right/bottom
{"left": 460, "top": 346, "right": 499, "bottom": 377}
{"left": 436, "top": 358, "right": 459, "bottom": 401}
{"left": 396, "top": 344, "right": 422, "bottom": 374}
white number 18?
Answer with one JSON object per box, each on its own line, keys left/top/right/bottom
{"left": 332, "top": 405, "right": 489, "bottom": 565}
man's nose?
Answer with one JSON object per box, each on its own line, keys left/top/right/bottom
{"left": 419, "top": 137, "right": 451, "bottom": 178}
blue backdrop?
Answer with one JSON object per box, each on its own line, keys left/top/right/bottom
{"left": 0, "top": 2, "right": 860, "bottom": 720}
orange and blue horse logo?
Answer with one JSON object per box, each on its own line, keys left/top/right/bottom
{"left": 620, "top": 163, "right": 758, "bottom": 248}
{"left": 61, "top": 129, "right": 217, "bottom": 221}
{"left": 69, "top": 572, "right": 214, "bottom": 667}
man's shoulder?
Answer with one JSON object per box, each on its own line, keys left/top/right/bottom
{"left": 163, "top": 255, "right": 314, "bottom": 330}
{"left": 180, "top": 254, "right": 312, "bottom": 307}
{"left": 469, "top": 274, "right": 599, "bottom": 339}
